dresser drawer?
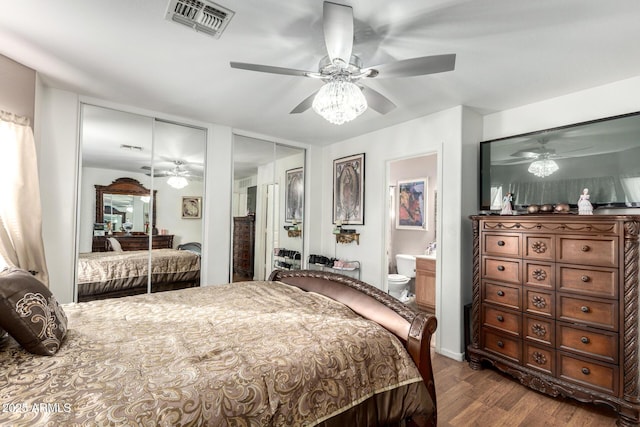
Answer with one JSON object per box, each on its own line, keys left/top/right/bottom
{"left": 524, "top": 287, "right": 555, "bottom": 318}
{"left": 483, "top": 233, "right": 521, "bottom": 257}
{"left": 524, "top": 315, "right": 555, "bottom": 346}
{"left": 557, "top": 236, "right": 618, "bottom": 268}
{"left": 523, "top": 234, "right": 554, "bottom": 261}
{"left": 557, "top": 323, "right": 618, "bottom": 364}
{"left": 558, "top": 352, "right": 618, "bottom": 395}
{"left": 482, "top": 257, "right": 522, "bottom": 284}
{"left": 557, "top": 294, "right": 618, "bottom": 331}
{"left": 482, "top": 329, "right": 521, "bottom": 363}
{"left": 557, "top": 264, "right": 618, "bottom": 299}
{"left": 524, "top": 342, "right": 555, "bottom": 375}
{"left": 524, "top": 261, "right": 554, "bottom": 289}
{"left": 482, "top": 304, "right": 521, "bottom": 336}
{"left": 483, "top": 281, "right": 521, "bottom": 310}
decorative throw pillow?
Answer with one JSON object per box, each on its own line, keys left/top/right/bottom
{"left": 0, "top": 267, "right": 67, "bottom": 355}
{"left": 107, "top": 237, "right": 123, "bottom": 252}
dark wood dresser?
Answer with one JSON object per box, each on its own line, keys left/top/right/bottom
{"left": 92, "top": 234, "right": 174, "bottom": 252}
{"left": 233, "top": 215, "right": 255, "bottom": 278}
{"left": 468, "top": 214, "right": 640, "bottom": 426}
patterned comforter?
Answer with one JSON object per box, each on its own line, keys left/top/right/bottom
{"left": 0, "top": 281, "right": 432, "bottom": 426}
{"left": 76, "top": 248, "right": 200, "bottom": 297}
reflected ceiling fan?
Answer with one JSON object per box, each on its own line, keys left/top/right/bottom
{"left": 230, "top": 1, "right": 456, "bottom": 124}
{"left": 500, "top": 137, "right": 592, "bottom": 164}
{"left": 141, "top": 160, "right": 202, "bottom": 189}
{"left": 498, "top": 137, "right": 592, "bottom": 178}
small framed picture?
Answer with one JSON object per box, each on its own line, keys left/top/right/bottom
{"left": 181, "top": 196, "right": 202, "bottom": 219}
{"left": 396, "top": 178, "right": 427, "bottom": 229}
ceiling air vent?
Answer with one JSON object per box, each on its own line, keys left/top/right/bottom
{"left": 165, "top": 0, "right": 235, "bottom": 38}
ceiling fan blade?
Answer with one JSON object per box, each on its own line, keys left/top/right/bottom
{"left": 360, "top": 85, "right": 396, "bottom": 115}
{"left": 290, "top": 90, "right": 320, "bottom": 114}
{"left": 366, "top": 54, "right": 456, "bottom": 78}
{"left": 323, "top": 1, "right": 354, "bottom": 65}
{"left": 230, "top": 62, "right": 316, "bottom": 77}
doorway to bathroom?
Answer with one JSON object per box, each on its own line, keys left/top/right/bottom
{"left": 385, "top": 153, "right": 438, "bottom": 313}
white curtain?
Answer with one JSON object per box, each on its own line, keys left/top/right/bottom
{"left": 0, "top": 110, "right": 49, "bottom": 286}
{"left": 508, "top": 176, "right": 618, "bottom": 206}
{"left": 621, "top": 177, "right": 640, "bottom": 205}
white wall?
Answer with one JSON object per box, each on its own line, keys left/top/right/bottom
{"left": 35, "top": 85, "right": 79, "bottom": 304}
{"left": 0, "top": 54, "right": 35, "bottom": 123}
{"left": 321, "top": 106, "right": 480, "bottom": 360}
{"left": 484, "top": 76, "right": 640, "bottom": 141}
{"left": 201, "top": 124, "right": 233, "bottom": 286}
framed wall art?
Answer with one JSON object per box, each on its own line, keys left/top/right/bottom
{"left": 333, "top": 153, "right": 365, "bottom": 225}
{"left": 285, "top": 167, "right": 304, "bottom": 222}
{"left": 181, "top": 196, "right": 202, "bottom": 219}
{"left": 396, "top": 178, "right": 427, "bottom": 230}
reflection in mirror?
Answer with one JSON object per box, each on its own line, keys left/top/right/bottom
{"left": 95, "top": 177, "right": 156, "bottom": 236}
{"left": 150, "top": 119, "right": 206, "bottom": 296}
{"left": 480, "top": 112, "right": 640, "bottom": 210}
{"left": 275, "top": 143, "right": 305, "bottom": 274}
{"left": 76, "top": 104, "right": 206, "bottom": 302}
{"left": 231, "top": 135, "right": 305, "bottom": 282}
{"left": 103, "top": 194, "right": 150, "bottom": 234}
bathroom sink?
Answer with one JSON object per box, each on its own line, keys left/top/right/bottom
{"left": 416, "top": 254, "right": 436, "bottom": 260}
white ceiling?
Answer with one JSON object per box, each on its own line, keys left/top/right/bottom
{"left": 1, "top": 0, "right": 640, "bottom": 145}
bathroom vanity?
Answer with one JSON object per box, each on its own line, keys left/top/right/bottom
{"left": 415, "top": 255, "right": 436, "bottom": 311}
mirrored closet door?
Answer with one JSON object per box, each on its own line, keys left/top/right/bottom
{"left": 231, "top": 135, "right": 305, "bottom": 282}
{"left": 76, "top": 104, "right": 206, "bottom": 302}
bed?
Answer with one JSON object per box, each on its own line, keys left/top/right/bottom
{"left": 76, "top": 246, "right": 201, "bottom": 302}
{"left": 0, "top": 269, "right": 437, "bottom": 426}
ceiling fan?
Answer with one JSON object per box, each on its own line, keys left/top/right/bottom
{"left": 142, "top": 160, "right": 202, "bottom": 180}
{"left": 499, "top": 136, "right": 592, "bottom": 165}
{"left": 230, "top": 1, "right": 456, "bottom": 124}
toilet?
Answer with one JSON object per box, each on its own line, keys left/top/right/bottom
{"left": 388, "top": 254, "right": 416, "bottom": 299}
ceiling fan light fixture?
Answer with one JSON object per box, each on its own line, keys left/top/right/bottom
{"left": 167, "top": 175, "right": 189, "bottom": 189}
{"left": 312, "top": 76, "right": 367, "bottom": 125}
{"left": 528, "top": 158, "right": 559, "bottom": 178}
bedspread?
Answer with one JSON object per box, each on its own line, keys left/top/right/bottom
{"left": 77, "top": 248, "right": 200, "bottom": 297}
{"left": 0, "top": 281, "right": 431, "bottom": 426}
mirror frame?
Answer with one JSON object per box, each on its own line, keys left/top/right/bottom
{"left": 95, "top": 177, "right": 157, "bottom": 229}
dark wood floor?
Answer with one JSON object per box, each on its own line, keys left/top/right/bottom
{"left": 432, "top": 351, "right": 619, "bottom": 426}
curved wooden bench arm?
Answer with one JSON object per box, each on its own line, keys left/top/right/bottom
{"left": 269, "top": 269, "right": 437, "bottom": 426}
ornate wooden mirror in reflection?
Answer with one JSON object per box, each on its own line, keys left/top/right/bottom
{"left": 95, "top": 178, "right": 157, "bottom": 234}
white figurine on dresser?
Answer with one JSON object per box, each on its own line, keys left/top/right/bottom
{"left": 578, "top": 188, "right": 593, "bottom": 215}
{"left": 500, "top": 192, "right": 513, "bottom": 215}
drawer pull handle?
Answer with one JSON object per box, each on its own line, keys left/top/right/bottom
{"left": 581, "top": 306, "right": 590, "bottom": 313}
{"left": 581, "top": 275, "right": 590, "bottom": 282}
{"left": 497, "top": 265, "right": 505, "bottom": 271}
{"left": 582, "top": 367, "right": 590, "bottom": 375}
{"left": 581, "top": 336, "right": 590, "bottom": 344}
{"left": 497, "top": 341, "right": 504, "bottom": 348}
{"left": 497, "top": 315, "right": 504, "bottom": 322}
{"left": 497, "top": 290, "right": 505, "bottom": 297}
{"left": 497, "top": 240, "right": 505, "bottom": 247}
{"left": 581, "top": 245, "right": 590, "bottom": 252}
